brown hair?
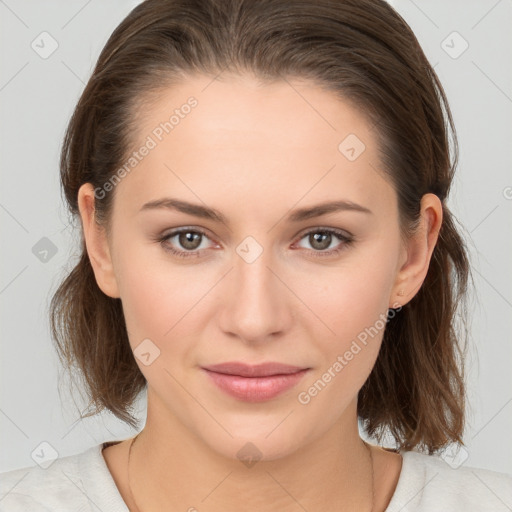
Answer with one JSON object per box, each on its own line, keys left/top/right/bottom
{"left": 50, "top": 0, "right": 473, "bottom": 454}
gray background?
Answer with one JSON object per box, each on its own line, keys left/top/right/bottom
{"left": 1, "top": 0, "right": 511, "bottom": 476}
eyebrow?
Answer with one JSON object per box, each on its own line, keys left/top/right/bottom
{"left": 139, "top": 197, "right": 373, "bottom": 224}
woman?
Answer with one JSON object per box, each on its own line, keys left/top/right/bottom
{"left": 1, "top": 0, "right": 511, "bottom": 510}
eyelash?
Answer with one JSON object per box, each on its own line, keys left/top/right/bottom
{"left": 156, "top": 227, "right": 354, "bottom": 259}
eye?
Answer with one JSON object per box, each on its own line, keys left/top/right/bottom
{"left": 156, "top": 226, "right": 354, "bottom": 260}
{"left": 158, "top": 228, "right": 216, "bottom": 258}
{"left": 294, "top": 228, "right": 354, "bottom": 257}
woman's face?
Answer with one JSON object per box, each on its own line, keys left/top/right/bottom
{"left": 82, "top": 73, "right": 421, "bottom": 461}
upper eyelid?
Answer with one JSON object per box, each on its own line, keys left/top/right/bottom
{"left": 295, "top": 226, "right": 352, "bottom": 238}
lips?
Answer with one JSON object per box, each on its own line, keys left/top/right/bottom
{"left": 201, "top": 361, "right": 310, "bottom": 402}
{"left": 202, "top": 361, "right": 307, "bottom": 377}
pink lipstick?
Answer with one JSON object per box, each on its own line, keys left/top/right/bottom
{"left": 201, "top": 362, "right": 310, "bottom": 402}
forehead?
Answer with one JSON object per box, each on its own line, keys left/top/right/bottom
{"left": 115, "top": 73, "right": 395, "bottom": 220}
{"left": 137, "top": 73, "right": 374, "bottom": 156}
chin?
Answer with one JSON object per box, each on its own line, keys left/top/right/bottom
{"left": 195, "top": 417, "right": 312, "bottom": 464}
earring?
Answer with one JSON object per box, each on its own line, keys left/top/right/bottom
{"left": 398, "top": 289, "right": 405, "bottom": 297}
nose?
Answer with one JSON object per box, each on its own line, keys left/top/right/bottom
{"left": 217, "top": 242, "right": 293, "bottom": 344}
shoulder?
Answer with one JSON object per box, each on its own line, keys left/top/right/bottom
{"left": 386, "top": 450, "right": 512, "bottom": 512}
{"left": 0, "top": 442, "right": 129, "bottom": 512}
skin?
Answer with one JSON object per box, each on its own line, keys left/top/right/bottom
{"left": 78, "top": 73, "right": 442, "bottom": 511}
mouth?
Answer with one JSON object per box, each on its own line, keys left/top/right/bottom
{"left": 201, "top": 361, "right": 310, "bottom": 402}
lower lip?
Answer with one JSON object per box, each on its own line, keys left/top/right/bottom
{"left": 202, "top": 369, "right": 309, "bottom": 402}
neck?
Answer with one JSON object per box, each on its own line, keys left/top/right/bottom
{"left": 126, "top": 391, "right": 375, "bottom": 512}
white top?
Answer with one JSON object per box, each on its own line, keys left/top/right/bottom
{"left": 1, "top": 441, "right": 511, "bottom": 511}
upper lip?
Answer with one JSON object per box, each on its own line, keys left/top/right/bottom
{"left": 202, "top": 362, "right": 308, "bottom": 377}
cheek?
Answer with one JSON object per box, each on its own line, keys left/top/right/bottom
{"left": 301, "top": 246, "right": 397, "bottom": 373}
{"left": 294, "top": 264, "right": 392, "bottom": 419}
{"left": 114, "top": 238, "right": 212, "bottom": 348}
{"left": 115, "top": 255, "right": 215, "bottom": 400}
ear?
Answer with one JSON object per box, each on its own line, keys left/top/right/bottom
{"left": 77, "top": 183, "right": 120, "bottom": 299}
{"left": 390, "top": 193, "right": 443, "bottom": 308}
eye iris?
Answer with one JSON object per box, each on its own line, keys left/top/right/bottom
{"left": 310, "top": 232, "right": 331, "bottom": 250}
{"left": 179, "top": 231, "right": 202, "bottom": 250}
